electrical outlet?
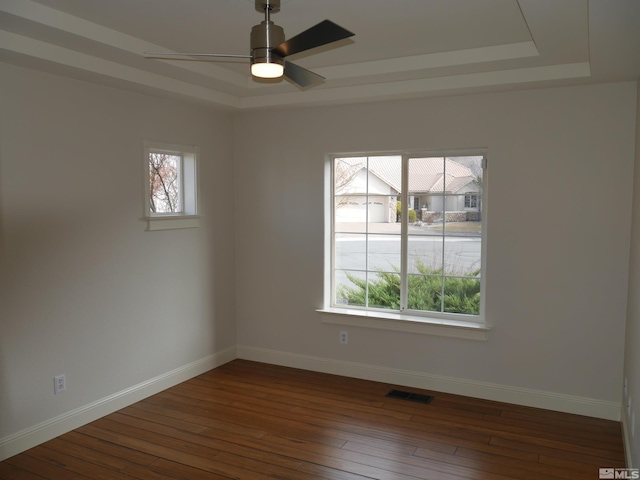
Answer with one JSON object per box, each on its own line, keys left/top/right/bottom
{"left": 54, "top": 374, "right": 66, "bottom": 395}
{"left": 339, "top": 331, "right": 348, "bottom": 345}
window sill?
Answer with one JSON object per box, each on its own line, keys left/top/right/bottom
{"left": 145, "top": 215, "right": 200, "bottom": 231}
{"left": 317, "top": 307, "right": 490, "bottom": 341}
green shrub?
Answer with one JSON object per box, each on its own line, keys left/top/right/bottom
{"left": 394, "top": 201, "right": 417, "bottom": 223}
{"left": 337, "top": 260, "right": 480, "bottom": 315}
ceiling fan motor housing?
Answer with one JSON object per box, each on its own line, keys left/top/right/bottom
{"left": 250, "top": 20, "right": 285, "bottom": 68}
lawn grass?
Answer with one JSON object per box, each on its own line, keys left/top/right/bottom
{"left": 425, "top": 221, "right": 481, "bottom": 234}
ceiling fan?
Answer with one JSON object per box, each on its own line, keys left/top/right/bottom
{"left": 144, "top": 0, "right": 354, "bottom": 88}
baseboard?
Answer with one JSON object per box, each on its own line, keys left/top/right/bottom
{"left": 0, "top": 346, "right": 237, "bottom": 461}
{"left": 622, "top": 405, "right": 634, "bottom": 467}
{"left": 237, "top": 345, "right": 621, "bottom": 421}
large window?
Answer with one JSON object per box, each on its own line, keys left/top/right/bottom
{"left": 330, "top": 153, "right": 485, "bottom": 323}
{"left": 144, "top": 141, "right": 199, "bottom": 231}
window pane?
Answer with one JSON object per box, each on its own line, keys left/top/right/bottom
{"left": 335, "top": 270, "right": 366, "bottom": 307}
{"left": 335, "top": 195, "right": 367, "bottom": 232}
{"left": 407, "top": 273, "right": 443, "bottom": 312}
{"left": 334, "top": 157, "right": 367, "bottom": 195}
{"left": 409, "top": 156, "right": 445, "bottom": 228}
{"left": 366, "top": 156, "right": 402, "bottom": 194}
{"left": 443, "top": 236, "right": 481, "bottom": 277}
{"left": 149, "top": 153, "right": 181, "bottom": 213}
{"left": 335, "top": 234, "right": 366, "bottom": 271}
{"left": 443, "top": 276, "right": 481, "bottom": 314}
{"left": 367, "top": 234, "right": 400, "bottom": 272}
{"left": 407, "top": 235, "right": 443, "bottom": 274}
{"left": 367, "top": 272, "right": 400, "bottom": 309}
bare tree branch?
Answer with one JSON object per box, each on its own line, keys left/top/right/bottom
{"left": 149, "top": 153, "right": 180, "bottom": 213}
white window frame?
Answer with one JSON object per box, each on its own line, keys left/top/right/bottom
{"left": 143, "top": 141, "right": 199, "bottom": 231}
{"left": 319, "top": 150, "right": 490, "bottom": 341}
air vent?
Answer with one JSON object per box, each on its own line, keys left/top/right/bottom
{"left": 386, "top": 389, "right": 434, "bottom": 404}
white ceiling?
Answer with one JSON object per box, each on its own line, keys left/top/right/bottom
{"left": 1, "top": 0, "right": 639, "bottom": 110}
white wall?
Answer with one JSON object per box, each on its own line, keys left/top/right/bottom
{"left": 234, "top": 82, "right": 637, "bottom": 417}
{"left": 0, "top": 63, "right": 236, "bottom": 456}
{"left": 623, "top": 80, "right": 640, "bottom": 466}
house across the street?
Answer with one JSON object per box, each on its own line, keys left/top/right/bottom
{"left": 335, "top": 156, "right": 482, "bottom": 224}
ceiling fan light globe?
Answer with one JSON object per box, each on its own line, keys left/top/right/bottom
{"left": 251, "top": 62, "right": 284, "bottom": 78}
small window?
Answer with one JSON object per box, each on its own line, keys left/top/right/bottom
{"left": 465, "top": 193, "right": 478, "bottom": 208}
{"left": 144, "top": 141, "right": 198, "bottom": 231}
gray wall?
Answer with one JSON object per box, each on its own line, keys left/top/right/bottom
{"left": 623, "top": 80, "right": 640, "bottom": 466}
{"left": 234, "top": 82, "right": 636, "bottom": 414}
{"left": 2, "top": 59, "right": 639, "bottom": 461}
{"left": 0, "top": 63, "right": 237, "bottom": 443}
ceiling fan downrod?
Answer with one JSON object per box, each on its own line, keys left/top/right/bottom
{"left": 255, "top": 0, "right": 281, "bottom": 15}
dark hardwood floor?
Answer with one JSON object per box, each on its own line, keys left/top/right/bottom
{"left": 1, "top": 359, "right": 625, "bottom": 479}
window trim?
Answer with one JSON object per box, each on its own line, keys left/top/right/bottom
{"left": 317, "top": 307, "right": 490, "bottom": 341}
{"left": 323, "top": 149, "right": 488, "bottom": 338}
{"left": 143, "top": 140, "right": 199, "bottom": 231}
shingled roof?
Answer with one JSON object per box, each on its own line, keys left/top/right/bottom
{"left": 338, "top": 156, "right": 476, "bottom": 194}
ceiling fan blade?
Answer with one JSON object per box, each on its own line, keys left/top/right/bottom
{"left": 284, "top": 61, "right": 325, "bottom": 88}
{"left": 274, "top": 19, "right": 354, "bottom": 57}
{"left": 144, "top": 52, "right": 251, "bottom": 59}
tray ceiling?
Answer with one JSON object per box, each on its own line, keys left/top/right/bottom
{"left": 1, "top": 0, "right": 639, "bottom": 110}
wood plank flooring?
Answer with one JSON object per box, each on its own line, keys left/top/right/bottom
{"left": 1, "top": 359, "right": 625, "bottom": 479}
